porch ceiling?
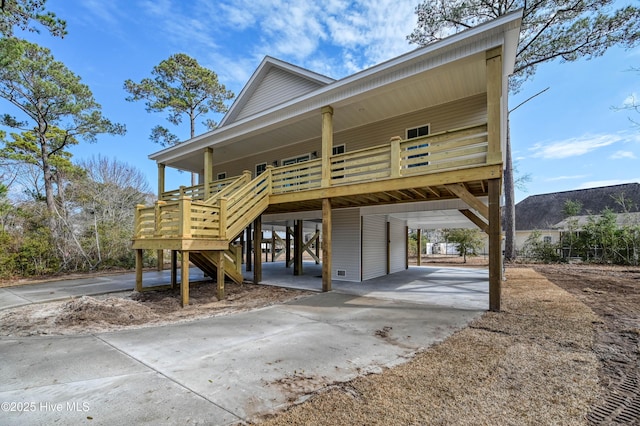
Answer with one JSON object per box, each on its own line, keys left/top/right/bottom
{"left": 163, "top": 54, "right": 486, "bottom": 173}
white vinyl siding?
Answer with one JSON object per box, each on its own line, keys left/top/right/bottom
{"left": 388, "top": 217, "right": 406, "bottom": 274}
{"left": 331, "top": 208, "right": 361, "bottom": 282}
{"left": 236, "top": 68, "right": 325, "bottom": 121}
{"left": 213, "top": 94, "right": 485, "bottom": 178}
{"left": 361, "top": 215, "right": 387, "bottom": 281}
{"left": 333, "top": 94, "right": 485, "bottom": 151}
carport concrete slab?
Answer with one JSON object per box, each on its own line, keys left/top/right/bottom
{"left": 0, "top": 371, "right": 238, "bottom": 425}
{"left": 254, "top": 263, "right": 489, "bottom": 310}
{"left": 1, "top": 266, "right": 487, "bottom": 424}
{"left": 0, "top": 335, "right": 240, "bottom": 425}
{"left": 333, "top": 266, "right": 489, "bottom": 310}
{"left": 0, "top": 336, "right": 146, "bottom": 392}
{"left": 97, "top": 292, "right": 483, "bottom": 421}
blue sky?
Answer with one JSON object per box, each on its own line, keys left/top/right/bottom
{"left": 5, "top": 0, "right": 640, "bottom": 203}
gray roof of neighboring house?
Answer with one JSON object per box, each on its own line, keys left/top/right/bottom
{"left": 553, "top": 211, "right": 640, "bottom": 230}
{"left": 514, "top": 183, "right": 640, "bottom": 231}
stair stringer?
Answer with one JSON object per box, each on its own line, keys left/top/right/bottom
{"left": 189, "top": 250, "right": 244, "bottom": 285}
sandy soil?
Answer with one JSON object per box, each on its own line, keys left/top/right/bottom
{"left": 532, "top": 264, "right": 640, "bottom": 425}
{"left": 0, "top": 281, "right": 311, "bottom": 336}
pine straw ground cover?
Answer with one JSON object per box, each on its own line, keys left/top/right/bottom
{"left": 257, "top": 268, "right": 600, "bottom": 425}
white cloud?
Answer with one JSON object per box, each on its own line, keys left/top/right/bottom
{"left": 120, "top": 1, "right": 419, "bottom": 89}
{"left": 529, "top": 133, "right": 622, "bottom": 159}
{"left": 544, "top": 175, "right": 589, "bottom": 182}
{"left": 622, "top": 93, "right": 638, "bottom": 108}
{"left": 80, "top": 0, "right": 126, "bottom": 25}
{"left": 610, "top": 150, "right": 637, "bottom": 159}
{"left": 188, "top": 0, "right": 417, "bottom": 78}
{"left": 578, "top": 179, "right": 640, "bottom": 190}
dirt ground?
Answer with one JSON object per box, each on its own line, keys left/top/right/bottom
{"left": 532, "top": 264, "right": 640, "bottom": 424}
{"left": 0, "top": 281, "right": 311, "bottom": 336}
{"left": 1, "top": 264, "right": 639, "bottom": 424}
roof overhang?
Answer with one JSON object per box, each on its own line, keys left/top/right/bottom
{"left": 150, "top": 10, "right": 522, "bottom": 173}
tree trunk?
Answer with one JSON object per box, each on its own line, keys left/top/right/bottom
{"left": 40, "top": 135, "right": 58, "bottom": 235}
{"left": 190, "top": 112, "right": 197, "bottom": 186}
{"left": 503, "top": 117, "right": 516, "bottom": 262}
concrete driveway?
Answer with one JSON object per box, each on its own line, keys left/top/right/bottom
{"left": 0, "top": 266, "right": 488, "bottom": 425}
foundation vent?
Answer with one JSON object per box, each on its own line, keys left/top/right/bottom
{"left": 337, "top": 270, "right": 346, "bottom": 277}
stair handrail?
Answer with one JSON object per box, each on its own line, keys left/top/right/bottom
{"left": 204, "top": 170, "right": 252, "bottom": 204}
{"left": 223, "top": 166, "right": 273, "bottom": 239}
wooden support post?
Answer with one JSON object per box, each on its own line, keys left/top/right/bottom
{"left": 216, "top": 250, "right": 225, "bottom": 300}
{"left": 486, "top": 47, "right": 503, "bottom": 164}
{"left": 294, "top": 220, "right": 303, "bottom": 276}
{"left": 204, "top": 147, "right": 213, "bottom": 199}
{"left": 390, "top": 136, "right": 402, "bottom": 178}
{"left": 135, "top": 249, "right": 143, "bottom": 292}
{"left": 488, "top": 178, "right": 502, "bottom": 312}
{"left": 181, "top": 251, "right": 190, "bottom": 307}
{"left": 218, "top": 197, "right": 227, "bottom": 239}
{"left": 285, "top": 224, "right": 291, "bottom": 268}
{"left": 134, "top": 204, "right": 144, "bottom": 239}
{"left": 271, "top": 227, "right": 276, "bottom": 262}
{"left": 405, "top": 226, "right": 409, "bottom": 270}
{"left": 315, "top": 226, "right": 320, "bottom": 264}
{"left": 171, "top": 250, "right": 177, "bottom": 289}
{"left": 178, "top": 195, "right": 192, "bottom": 238}
{"left": 322, "top": 198, "right": 332, "bottom": 292}
{"left": 253, "top": 216, "right": 262, "bottom": 284}
{"left": 233, "top": 244, "right": 242, "bottom": 275}
{"left": 155, "top": 200, "right": 166, "bottom": 271}
{"left": 157, "top": 163, "right": 165, "bottom": 199}
{"left": 157, "top": 250, "right": 164, "bottom": 271}
{"left": 246, "top": 224, "right": 252, "bottom": 272}
{"left": 321, "top": 106, "right": 334, "bottom": 188}
{"left": 386, "top": 220, "right": 391, "bottom": 274}
{"left": 417, "top": 228, "right": 422, "bottom": 266}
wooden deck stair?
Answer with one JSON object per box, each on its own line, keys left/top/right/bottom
{"left": 133, "top": 169, "right": 273, "bottom": 295}
{"left": 189, "top": 249, "right": 244, "bottom": 285}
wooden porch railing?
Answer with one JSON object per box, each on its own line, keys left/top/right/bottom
{"left": 161, "top": 174, "right": 246, "bottom": 202}
{"left": 134, "top": 123, "right": 490, "bottom": 241}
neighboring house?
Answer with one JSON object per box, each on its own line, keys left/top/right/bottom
{"left": 553, "top": 211, "right": 640, "bottom": 230}
{"left": 514, "top": 183, "right": 640, "bottom": 251}
{"left": 132, "top": 11, "right": 523, "bottom": 310}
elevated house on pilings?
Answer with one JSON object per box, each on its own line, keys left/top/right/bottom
{"left": 132, "top": 11, "right": 522, "bottom": 311}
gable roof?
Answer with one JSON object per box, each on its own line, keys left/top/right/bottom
{"left": 515, "top": 183, "right": 640, "bottom": 230}
{"left": 220, "top": 56, "right": 335, "bottom": 126}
